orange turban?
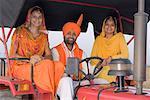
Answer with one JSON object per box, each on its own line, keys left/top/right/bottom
{"left": 62, "top": 22, "right": 81, "bottom": 37}
{"left": 62, "top": 14, "right": 83, "bottom": 37}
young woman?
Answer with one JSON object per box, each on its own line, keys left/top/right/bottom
{"left": 9, "top": 6, "right": 65, "bottom": 99}
{"left": 91, "top": 16, "right": 129, "bottom": 83}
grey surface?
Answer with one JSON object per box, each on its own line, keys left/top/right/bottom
{"left": 0, "top": 0, "right": 25, "bottom": 26}
{"left": 134, "top": 0, "right": 149, "bottom": 94}
{"left": 66, "top": 57, "right": 79, "bottom": 77}
{"left": 0, "top": 89, "right": 22, "bottom": 100}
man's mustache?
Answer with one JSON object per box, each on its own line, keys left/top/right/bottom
{"left": 67, "top": 37, "right": 75, "bottom": 41}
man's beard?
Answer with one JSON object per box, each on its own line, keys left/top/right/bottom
{"left": 64, "top": 37, "right": 76, "bottom": 45}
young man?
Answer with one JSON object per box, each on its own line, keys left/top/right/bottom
{"left": 52, "top": 14, "right": 87, "bottom": 100}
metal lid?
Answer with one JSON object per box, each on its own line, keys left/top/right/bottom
{"left": 108, "top": 58, "right": 133, "bottom": 76}
{"left": 108, "top": 70, "right": 133, "bottom": 76}
{"left": 109, "top": 58, "right": 132, "bottom": 64}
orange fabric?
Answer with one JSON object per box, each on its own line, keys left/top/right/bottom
{"left": 55, "top": 42, "right": 83, "bottom": 79}
{"left": 62, "top": 22, "right": 81, "bottom": 37}
{"left": 62, "top": 14, "right": 83, "bottom": 37}
{"left": 76, "top": 14, "right": 83, "bottom": 27}
{"left": 55, "top": 42, "right": 83, "bottom": 65}
{"left": 10, "top": 25, "right": 48, "bottom": 58}
{"left": 10, "top": 6, "right": 47, "bottom": 58}
{"left": 8, "top": 6, "right": 65, "bottom": 99}
{"left": 55, "top": 44, "right": 66, "bottom": 65}
{"left": 9, "top": 26, "right": 65, "bottom": 99}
